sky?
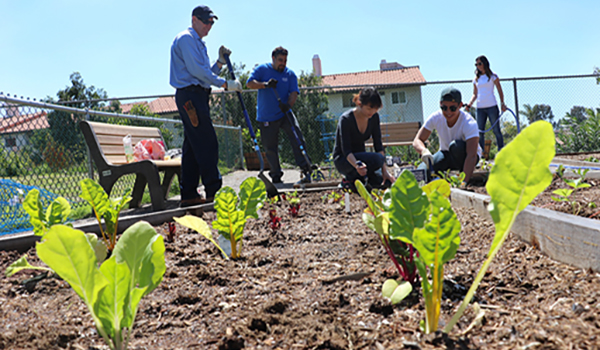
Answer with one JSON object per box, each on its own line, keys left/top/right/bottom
{"left": 1, "top": 0, "right": 599, "bottom": 105}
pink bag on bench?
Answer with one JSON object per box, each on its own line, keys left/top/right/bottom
{"left": 133, "top": 139, "right": 165, "bottom": 162}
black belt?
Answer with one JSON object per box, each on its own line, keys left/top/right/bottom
{"left": 180, "top": 85, "right": 211, "bottom": 93}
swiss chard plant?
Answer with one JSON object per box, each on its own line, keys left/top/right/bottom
{"left": 6, "top": 188, "right": 107, "bottom": 277}
{"left": 283, "top": 191, "right": 301, "bottom": 217}
{"left": 174, "top": 177, "right": 266, "bottom": 259}
{"left": 23, "top": 188, "right": 72, "bottom": 236}
{"left": 80, "top": 178, "right": 132, "bottom": 251}
{"left": 356, "top": 172, "right": 459, "bottom": 335}
{"left": 551, "top": 168, "right": 591, "bottom": 215}
{"left": 37, "top": 221, "right": 165, "bottom": 350}
{"left": 444, "top": 121, "right": 555, "bottom": 333}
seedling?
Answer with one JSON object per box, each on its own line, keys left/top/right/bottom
{"left": 551, "top": 169, "right": 591, "bottom": 215}
{"left": 268, "top": 208, "right": 282, "bottom": 232}
{"left": 174, "top": 177, "right": 266, "bottom": 259}
{"left": 439, "top": 170, "right": 466, "bottom": 188}
{"left": 283, "top": 191, "right": 301, "bottom": 217}
{"left": 322, "top": 190, "right": 344, "bottom": 207}
{"left": 23, "top": 188, "right": 71, "bottom": 236}
{"left": 79, "top": 178, "right": 132, "bottom": 251}
{"left": 444, "top": 121, "right": 555, "bottom": 333}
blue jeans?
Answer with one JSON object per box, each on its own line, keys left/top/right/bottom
{"left": 476, "top": 105, "right": 504, "bottom": 151}
{"left": 175, "top": 88, "right": 222, "bottom": 200}
{"left": 334, "top": 152, "right": 385, "bottom": 188}
{"left": 418, "top": 140, "right": 478, "bottom": 181}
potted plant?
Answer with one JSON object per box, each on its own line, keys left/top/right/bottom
{"left": 243, "top": 128, "right": 269, "bottom": 170}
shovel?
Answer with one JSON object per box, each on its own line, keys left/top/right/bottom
{"left": 271, "top": 87, "right": 325, "bottom": 182}
{"left": 223, "top": 54, "right": 279, "bottom": 198}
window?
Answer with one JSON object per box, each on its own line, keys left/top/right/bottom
{"left": 5, "top": 137, "right": 16, "bottom": 148}
{"left": 342, "top": 93, "right": 356, "bottom": 108}
{"left": 391, "top": 91, "right": 406, "bottom": 104}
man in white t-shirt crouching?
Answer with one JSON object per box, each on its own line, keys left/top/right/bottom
{"left": 413, "top": 87, "right": 482, "bottom": 184}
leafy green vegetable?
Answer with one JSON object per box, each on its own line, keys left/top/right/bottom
{"left": 176, "top": 177, "right": 266, "bottom": 259}
{"left": 358, "top": 170, "right": 460, "bottom": 333}
{"left": 36, "top": 221, "right": 165, "bottom": 350}
{"left": 173, "top": 215, "right": 229, "bottom": 258}
{"left": 23, "top": 189, "right": 71, "bottom": 236}
{"left": 444, "top": 121, "right": 555, "bottom": 333}
{"left": 80, "top": 178, "right": 132, "bottom": 251}
{"left": 5, "top": 254, "right": 53, "bottom": 277}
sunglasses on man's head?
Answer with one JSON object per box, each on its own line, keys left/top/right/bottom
{"left": 440, "top": 105, "right": 459, "bottom": 112}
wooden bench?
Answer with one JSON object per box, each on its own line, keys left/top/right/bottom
{"left": 365, "top": 121, "right": 422, "bottom": 149}
{"left": 79, "top": 120, "right": 181, "bottom": 211}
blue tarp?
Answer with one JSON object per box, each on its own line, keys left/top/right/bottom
{"left": 0, "top": 179, "right": 59, "bottom": 236}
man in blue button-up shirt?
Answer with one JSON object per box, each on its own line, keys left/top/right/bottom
{"left": 170, "top": 5, "right": 241, "bottom": 207}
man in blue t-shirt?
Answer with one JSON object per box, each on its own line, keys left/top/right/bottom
{"left": 247, "top": 47, "right": 312, "bottom": 184}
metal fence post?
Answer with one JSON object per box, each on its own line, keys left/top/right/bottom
{"left": 513, "top": 78, "right": 519, "bottom": 120}
{"left": 85, "top": 112, "right": 94, "bottom": 180}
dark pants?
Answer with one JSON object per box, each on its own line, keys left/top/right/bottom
{"left": 334, "top": 152, "right": 385, "bottom": 188}
{"left": 259, "top": 113, "right": 311, "bottom": 180}
{"left": 476, "top": 105, "right": 504, "bottom": 151}
{"left": 418, "top": 140, "right": 479, "bottom": 180}
{"left": 175, "top": 87, "right": 222, "bottom": 200}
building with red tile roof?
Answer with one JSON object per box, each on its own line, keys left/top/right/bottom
{"left": 316, "top": 56, "right": 427, "bottom": 123}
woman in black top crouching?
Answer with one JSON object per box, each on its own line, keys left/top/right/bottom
{"left": 333, "top": 87, "right": 395, "bottom": 191}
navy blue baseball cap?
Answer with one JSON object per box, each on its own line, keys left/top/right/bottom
{"left": 192, "top": 5, "right": 218, "bottom": 21}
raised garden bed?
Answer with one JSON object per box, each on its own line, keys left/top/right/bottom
{"left": 2, "top": 190, "right": 600, "bottom": 349}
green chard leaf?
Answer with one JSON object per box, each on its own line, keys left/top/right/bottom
{"left": 389, "top": 170, "right": 430, "bottom": 244}
{"left": 23, "top": 189, "right": 46, "bottom": 236}
{"left": 5, "top": 254, "right": 53, "bottom": 277}
{"left": 36, "top": 225, "right": 109, "bottom": 323}
{"left": 174, "top": 215, "right": 229, "bottom": 259}
{"left": 213, "top": 187, "right": 245, "bottom": 242}
{"left": 80, "top": 178, "right": 110, "bottom": 218}
{"left": 444, "top": 120, "right": 555, "bottom": 334}
{"left": 413, "top": 191, "right": 461, "bottom": 267}
{"left": 239, "top": 177, "right": 267, "bottom": 220}
{"left": 382, "top": 278, "right": 413, "bottom": 304}
{"left": 46, "top": 197, "right": 71, "bottom": 227}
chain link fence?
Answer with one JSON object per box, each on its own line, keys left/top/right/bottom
{"left": 0, "top": 94, "right": 241, "bottom": 236}
{"left": 1, "top": 73, "right": 598, "bottom": 235}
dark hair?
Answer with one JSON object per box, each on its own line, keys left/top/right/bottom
{"left": 352, "top": 87, "right": 382, "bottom": 109}
{"left": 272, "top": 46, "right": 288, "bottom": 58}
{"left": 475, "top": 55, "right": 494, "bottom": 80}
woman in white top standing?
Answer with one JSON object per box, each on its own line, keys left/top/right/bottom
{"left": 466, "top": 55, "right": 506, "bottom": 151}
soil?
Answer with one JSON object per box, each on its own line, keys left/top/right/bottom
{"left": 2, "top": 190, "right": 600, "bottom": 350}
{"left": 469, "top": 169, "right": 600, "bottom": 220}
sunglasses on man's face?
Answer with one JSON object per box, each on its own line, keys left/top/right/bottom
{"left": 201, "top": 19, "right": 215, "bottom": 25}
{"left": 440, "top": 105, "right": 459, "bottom": 112}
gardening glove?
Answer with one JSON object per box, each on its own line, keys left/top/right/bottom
{"left": 226, "top": 79, "right": 242, "bottom": 92}
{"left": 421, "top": 148, "right": 434, "bottom": 170}
{"left": 265, "top": 78, "right": 278, "bottom": 89}
{"left": 218, "top": 45, "right": 231, "bottom": 64}
{"left": 278, "top": 101, "right": 290, "bottom": 113}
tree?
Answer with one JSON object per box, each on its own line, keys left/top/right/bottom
{"left": 561, "top": 106, "right": 587, "bottom": 128}
{"left": 520, "top": 104, "right": 557, "bottom": 128}
{"left": 43, "top": 72, "right": 109, "bottom": 164}
{"left": 595, "top": 67, "right": 599, "bottom": 85}
{"left": 557, "top": 107, "right": 600, "bottom": 153}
